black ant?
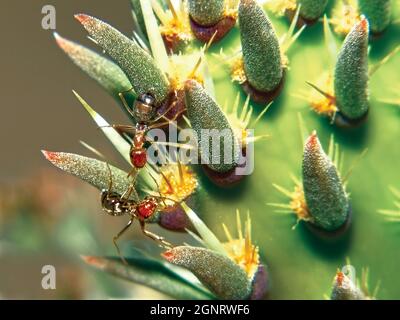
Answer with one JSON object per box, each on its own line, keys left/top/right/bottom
{"left": 111, "top": 91, "right": 184, "bottom": 172}
{"left": 101, "top": 162, "right": 174, "bottom": 264}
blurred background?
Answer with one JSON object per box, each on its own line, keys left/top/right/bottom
{"left": 0, "top": 0, "right": 399, "bottom": 299}
{"left": 0, "top": 0, "right": 173, "bottom": 299}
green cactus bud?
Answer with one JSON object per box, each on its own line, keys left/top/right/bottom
{"left": 184, "top": 80, "right": 240, "bottom": 173}
{"left": 163, "top": 246, "right": 252, "bottom": 300}
{"left": 331, "top": 272, "right": 367, "bottom": 300}
{"left": 239, "top": 0, "right": 283, "bottom": 93}
{"left": 334, "top": 18, "right": 369, "bottom": 120}
{"left": 302, "top": 132, "right": 350, "bottom": 231}
{"left": 298, "top": 0, "right": 329, "bottom": 20}
{"left": 75, "top": 14, "right": 170, "bottom": 107}
{"left": 41, "top": 151, "right": 137, "bottom": 201}
{"left": 188, "top": 0, "right": 225, "bottom": 26}
{"left": 53, "top": 33, "right": 136, "bottom": 107}
{"left": 358, "top": 0, "right": 391, "bottom": 33}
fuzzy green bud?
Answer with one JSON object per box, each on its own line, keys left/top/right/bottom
{"left": 302, "top": 132, "right": 349, "bottom": 231}
{"left": 75, "top": 14, "right": 170, "bottom": 107}
{"left": 334, "top": 18, "right": 369, "bottom": 120}
{"left": 298, "top": 0, "right": 329, "bottom": 20}
{"left": 163, "top": 246, "right": 252, "bottom": 300}
{"left": 188, "top": 0, "right": 225, "bottom": 26}
{"left": 53, "top": 33, "right": 136, "bottom": 109}
{"left": 184, "top": 80, "right": 240, "bottom": 173}
{"left": 41, "top": 151, "right": 137, "bottom": 201}
{"left": 239, "top": 0, "right": 283, "bottom": 93}
{"left": 358, "top": 0, "right": 391, "bottom": 33}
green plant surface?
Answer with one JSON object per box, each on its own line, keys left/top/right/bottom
{"left": 47, "top": 1, "right": 400, "bottom": 299}
{"left": 192, "top": 5, "right": 400, "bottom": 299}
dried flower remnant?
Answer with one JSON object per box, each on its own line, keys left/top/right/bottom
{"left": 269, "top": 175, "right": 312, "bottom": 229}
{"left": 330, "top": 0, "right": 361, "bottom": 36}
{"left": 163, "top": 209, "right": 267, "bottom": 299}
{"left": 263, "top": 0, "right": 297, "bottom": 16}
{"left": 151, "top": 0, "right": 192, "bottom": 52}
{"left": 330, "top": 0, "right": 392, "bottom": 36}
{"left": 145, "top": 160, "right": 199, "bottom": 231}
{"left": 303, "top": 73, "right": 338, "bottom": 119}
{"left": 221, "top": 94, "right": 271, "bottom": 147}
{"left": 188, "top": 0, "right": 238, "bottom": 43}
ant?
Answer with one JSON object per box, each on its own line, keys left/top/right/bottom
{"left": 101, "top": 162, "right": 175, "bottom": 264}
{"left": 112, "top": 91, "right": 184, "bottom": 173}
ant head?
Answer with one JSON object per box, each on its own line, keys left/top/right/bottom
{"left": 136, "top": 196, "right": 158, "bottom": 220}
{"left": 133, "top": 93, "right": 157, "bottom": 123}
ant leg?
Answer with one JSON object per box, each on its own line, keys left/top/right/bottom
{"left": 118, "top": 91, "right": 136, "bottom": 119}
{"left": 113, "top": 217, "right": 135, "bottom": 265}
{"left": 120, "top": 171, "right": 139, "bottom": 204}
{"left": 149, "top": 111, "right": 186, "bottom": 131}
{"left": 153, "top": 99, "right": 177, "bottom": 123}
{"left": 139, "top": 220, "right": 173, "bottom": 249}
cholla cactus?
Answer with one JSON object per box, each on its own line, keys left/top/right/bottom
{"left": 39, "top": 0, "right": 400, "bottom": 300}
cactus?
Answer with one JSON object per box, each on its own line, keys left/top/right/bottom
{"left": 358, "top": 0, "right": 392, "bottom": 34}
{"left": 239, "top": 0, "right": 283, "bottom": 93}
{"left": 32, "top": 0, "right": 400, "bottom": 300}
{"left": 188, "top": 0, "right": 225, "bottom": 26}
{"left": 334, "top": 18, "right": 369, "bottom": 121}
{"left": 298, "top": 0, "right": 329, "bottom": 21}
